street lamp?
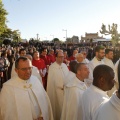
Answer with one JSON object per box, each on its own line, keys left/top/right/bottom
{"left": 62, "top": 29, "right": 68, "bottom": 48}
{"left": 36, "top": 33, "right": 39, "bottom": 40}
{"left": 62, "top": 29, "right": 67, "bottom": 41}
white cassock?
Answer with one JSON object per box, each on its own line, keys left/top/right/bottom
{"left": 64, "top": 71, "right": 75, "bottom": 86}
{"left": 84, "top": 57, "right": 105, "bottom": 86}
{"left": 11, "top": 62, "right": 42, "bottom": 83}
{"left": 103, "top": 57, "right": 117, "bottom": 97}
{"left": 83, "top": 58, "right": 89, "bottom": 64}
{"left": 93, "top": 91, "right": 120, "bottom": 120}
{"left": 115, "top": 59, "right": 120, "bottom": 89}
{"left": 47, "top": 62, "right": 69, "bottom": 120}
{"left": 82, "top": 85, "right": 109, "bottom": 120}
{"left": 0, "top": 75, "right": 53, "bottom": 120}
{"left": 61, "top": 76, "right": 87, "bottom": 120}
{"left": 103, "top": 57, "right": 115, "bottom": 70}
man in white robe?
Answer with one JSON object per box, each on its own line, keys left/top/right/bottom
{"left": 82, "top": 64, "right": 115, "bottom": 120}
{"left": 92, "top": 91, "right": 120, "bottom": 120}
{"left": 74, "top": 53, "right": 84, "bottom": 63}
{"left": 47, "top": 51, "right": 69, "bottom": 120}
{"left": 61, "top": 63, "right": 89, "bottom": 120}
{"left": 103, "top": 48, "right": 116, "bottom": 96}
{"left": 0, "top": 57, "right": 53, "bottom": 120}
{"left": 103, "top": 48, "right": 115, "bottom": 69}
{"left": 93, "top": 61, "right": 120, "bottom": 120}
{"left": 114, "top": 59, "right": 120, "bottom": 89}
{"left": 85, "top": 46, "right": 105, "bottom": 86}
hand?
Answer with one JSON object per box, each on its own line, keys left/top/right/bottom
{"left": 40, "top": 72, "right": 44, "bottom": 77}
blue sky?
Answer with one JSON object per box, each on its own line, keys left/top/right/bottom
{"left": 2, "top": 0, "right": 120, "bottom": 41}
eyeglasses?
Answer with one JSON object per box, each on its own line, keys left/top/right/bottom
{"left": 18, "top": 67, "right": 33, "bottom": 71}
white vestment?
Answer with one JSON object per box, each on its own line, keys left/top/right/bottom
{"left": 103, "top": 57, "right": 115, "bottom": 70}
{"left": 83, "top": 58, "right": 89, "bottom": 64}
{"left": 64, "top": 71, "right": 75, "bottom": 86}
{"left": 11, "top": 62, "right": 42, "bottom": 83}
{"left": 85, "top": 57, "right": 104, "bottom": 86}
{"left": 61, "top": 76, "right": 87, "bottom": 120}
{"left": 103, "top": 57, "right": 117, "bottom": 97}
{"left": 115, "top": 59, "right": 120, "bottom": 89}
{"left": 0, "top": 75, "right": 53, "bottom": 120}
{"left": 93, "top": 91, "right": 120, "bottom": 120}
{"left": 85, "top": 57, "right": 105, "bottom": 86}
{"left": 47, "top": 62, "right": 69, "bottom": 120}
{"left": 82, "top": 85, "right": 109, "bottom": 120}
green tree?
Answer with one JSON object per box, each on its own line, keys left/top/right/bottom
{"left": 100, "top": 23, "right": 120, "bottom": 46}
{"left": 52, "top": 38, "right": 60, "bottom": 43}
{"left": 0, "top": 0, "right": 8, "bottom": 35}
{"left": 1, "top": 28, "right": 21, "bottom": 42}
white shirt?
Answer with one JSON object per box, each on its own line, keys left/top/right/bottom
{"left": 93, "top": 91, "right": 120, "bottom": 120}
{"left": 82, "top": 85, "right": 109, "bottom": 120}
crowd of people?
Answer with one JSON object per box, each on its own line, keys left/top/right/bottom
{"left": 0, "top": 42, "right": 120, "bottom": 120}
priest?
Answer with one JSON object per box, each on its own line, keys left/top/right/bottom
{"left": 0, "top": 57, "right": 53, "bottom": 120}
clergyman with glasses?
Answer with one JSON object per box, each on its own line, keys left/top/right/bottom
{"left": 0, "top": 57, "right": 53, "bottom": 120}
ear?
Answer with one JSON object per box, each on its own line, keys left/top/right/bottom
{"left": 96, "top": 51, "right": 98, "bottom": 54}
{"left": 99, "top": 77, "right": 105, "bottom": 87}
{"left": 15, "top": 68, "right": 18, "bottom": 74}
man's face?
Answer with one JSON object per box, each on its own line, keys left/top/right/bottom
{"left": 19, "top": 50, "right": 26, "bottom": 57}
{"left": 78, "top": 65, "right": 89, "bottom": 79}
{"left": 103, "top": 71, "right": 115, "bottom": 91}
{"left": 73, "top": 50, "right": 78, "bottom": 56}
{"left": 76, "top": 54, "right": 84, "bottom": 63}
{"left": 42, "top": 49, "right": 47, "bottom": 56}
{"left": 15, "top": 59, "right": 32, "bottom": 80}
{"left": 106, "top": 51, "right": 113, "bottom": 60}
{"left": 56, "top": 52, "right": 64, "bottom": 64}
{"left": 96, "top": 49, "right": 105, "bottom": 60}
{"left": 33, "top": 52, "right": 39, "bottom": 59}
{"left": 50, "top": 50, "right": 54, "bottom": 55}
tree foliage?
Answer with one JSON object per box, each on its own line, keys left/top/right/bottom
{"left": 0, "top": 28, "right": 21, "bottom": 42}
{"left": 52, "top": 38, "right": 60, "bottom": 43}
{"left": 0, "top": 1, "right": 21, "bottom": 44}
{"left": 100, "top": 23, "right": 120, "bottom": 46}
{"left": 0, "top": 0, "right": 8, "bottom": 35}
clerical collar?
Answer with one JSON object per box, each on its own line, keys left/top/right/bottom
{"left": 96, "top": 57, "right": 101, "bottom": 61}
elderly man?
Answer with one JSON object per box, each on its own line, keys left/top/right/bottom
{"left": 61, "top": 63, "right": 89, "bottom": 120}
{"left": 92, "top": 61, "right": 120, "bottom": 120}
{"left": 0, "top": 57, "right": 53, "bottom": 120}
{"left": 82, "top": 64, "right": 115, "bottom": 120}
{"left": 75, "top": 53, "right": 84, "bottom": 63}
{"left": 47, "top": 51, "right": 69, "bottom": 120}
